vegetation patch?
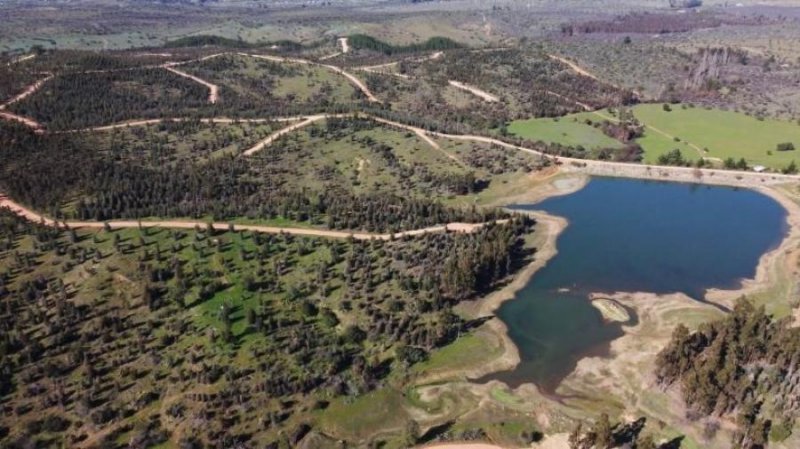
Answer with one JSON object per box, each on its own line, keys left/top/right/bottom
{"left": 507, "top": 114, "right": 626, "bottom": 151}
{"left": 0, "top": 208, "right": 533, "bottom": 447}
{"left": 347, "top": 34, "right": 462, "bottom": 55}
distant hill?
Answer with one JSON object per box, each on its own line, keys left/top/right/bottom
{"left": 163, "top": 35, "right": 309, "bottom": 51}
{"left": 164, "top": 35, "right": 254, "bottom": 48}
{"left": 669, "top": 0, "right": 702, "bottom": 8}
{"left": 347, "top": 34, "right": 463, "bottom": 55}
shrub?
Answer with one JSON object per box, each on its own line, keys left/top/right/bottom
{"left": 776, "top": 142, "right": 796, "bottom": 152}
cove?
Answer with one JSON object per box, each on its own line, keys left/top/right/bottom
{"left": 485, "top": 177, "right": 788, "bottom": 393}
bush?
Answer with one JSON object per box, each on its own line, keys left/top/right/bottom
{"left": 776, "top": 142, "right": 796, "bottom": 152}
{"left": 770, "top": 420, "right": 793, "bottom": 442}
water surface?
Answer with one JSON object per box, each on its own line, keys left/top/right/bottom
{"left": 486, "top": 177, "right": 788, "bottom": 392}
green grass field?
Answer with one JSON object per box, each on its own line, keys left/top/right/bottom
{"left": 631, "top": 104, "right": 800, "bottom": 169}
{"left": 509, "top": 105, "right": 800, "bottom": 170}
{"left": 507, "top": 113, "right": 625, "bottom": 150}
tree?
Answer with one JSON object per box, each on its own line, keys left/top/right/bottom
{"left": 736, "top": 158, "right": 748, "bottom": 170}
{"left": 636, "top": 434, "right": 657, "bottom": 449}
{"left": 723, "top": 157, "right": 737, "bottom": 169}
{"left": 404, "top": 420, "right": 420, "bottom": 446}
{"left": 783, "top": 160, "right": 797, "bottom": 175}
{"left": 657, "top": 149, "right": 688, "bottom": 166}
{"left": 568, "top": 423, "right": 583, "bottom": 449}
{"left": 777, "top": 142, "right": 796, "bottom": 152}
{"left": 593, "top": 413, "right": 613, "bottom": 449}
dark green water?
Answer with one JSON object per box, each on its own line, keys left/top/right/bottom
{"left": 485, "top": 177, "right": 788, "bottom": 393}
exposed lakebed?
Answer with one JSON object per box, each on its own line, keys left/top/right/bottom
{"left": 485, "top": 177, "right": 788, "bottom": 393}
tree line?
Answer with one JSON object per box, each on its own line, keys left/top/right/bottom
{"left": 656, "top": 299, "right": 799, "bottom": 448}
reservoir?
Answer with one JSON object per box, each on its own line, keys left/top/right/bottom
{"left": 487, "top": 177, "right": 788, "bottom": 393}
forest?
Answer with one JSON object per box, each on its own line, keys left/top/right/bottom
{"left": 0, "top": 121, "right": 508, "bottom": 231}
{"left": 366, "top": 47, "right": 638, "bottom": 133}
{"left": 346, "top": 34, "right": 462, "bottom": 56}
{"left": 8, "top": 69, "right": 210, "bottom": 130}
{"left": 656, "top": 299, "right": 800, "bottom": 449}
{"left": 0, "top": 207, "right": 534, "bottom": 447}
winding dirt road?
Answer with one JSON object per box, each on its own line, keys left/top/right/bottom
{"left": 0, "top": 73, "right": 53, "bottom": 129}
{"left": 49, "top": 111, "right": 800, "bottom": 187}
{"left": 244, "top": 52, "right": 379, "bottom": 102}
{"left": 70, "top": 116, "right": 302, "bottom": 133}
{"left": 0, "top": 73, "right": 53, "bottom": 109}
{"left": 7, "top": 54, "right": 36, "bottom": 66}
{"left": 164, "top": 66, "right": 219, "bottom": 104}
{"left": 0, "top": 194, "right": 505, "bottom": 240}
{"left": 242, "top": 116, "right": 321, "bottom": 156}
{"left": 5, "top": 48, "right": 796, "bottom": 191}
{"left": 239, "top": 113, "right": 467, "bottom": 166}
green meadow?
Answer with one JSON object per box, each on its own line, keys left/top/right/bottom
{"left": 509, "top": 105, "right": 800, "bottom": 170}
{"left": 631, "top": 104, "right": 800, "bottom": 169}
{"left": 507, "top": 112, "right": 625, "bottom": 151}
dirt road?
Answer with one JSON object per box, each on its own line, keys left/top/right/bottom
{"left": 415, "top": 444, "right": 505, "bottom": 449}
{"left": 548, "top": 54, "right": 599, "bottom": 81}
{"left": 356, "top": 62, "right": 411, "bottom": 79}
{"left": 239, "top": 113, "right": 467, "bottom": 165}
{"left": 320, "top": 62, "right": 380, "bottom": 102}
{"left": 0, "top": 73, "right": 53, "bottom": 129}
{"left": 448, "top": 80, "right": 499, "bottom": 102}
{"left": 0, "top": 195, "right": 506, "bottom": 240}
{"left": 244, "top": 52, "right": 379, "bottom": 102}
{"left": 549, "top": 53, "right": 643, "bottom": 99}
{"left": 545, "top": 90, "right": 592, "bottom": 111}
{"left": 71, "top": 116, "right": 302, "bottom": 133}
{"left": 53, "top": 111, "right": 800, "bottom": 188}
{"left": 354, "top": 51, "right": 443, "bottom": 80}
{"left": 0, "top": 73, "right": 53, "bottom": 109}
{"left": 0, "top": 110, "right": 43, "bottom": 130}
{"left": 242, "top": 116, "right": 323, "bottom": 156}
{"left": 164, "top": 66, "right": 219, "bottom": 104}
{"left": 7, "top": 54, "right": 36, "bottom": 66}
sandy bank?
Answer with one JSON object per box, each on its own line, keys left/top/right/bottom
{"left": 558, "top": 291, "right": 727, "bottom": 446}
{"left": 589, "top": 295, "right": 631, "bottom": 323}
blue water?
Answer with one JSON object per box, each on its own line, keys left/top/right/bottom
{"left": 485, "top": 177, "right": 788, "bottom": 392}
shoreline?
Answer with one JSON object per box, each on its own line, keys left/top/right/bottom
{"left": 461, "top": 210, "right": 570, "bottom": 381}
{"left": 704, "top": 184, "right": 800, "bottom": 310}
{"left": 455, "top": 171, "right": 590, "bottom": 381}
{"left": 457, "top": 169, "right": 800, "bottom": 435}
